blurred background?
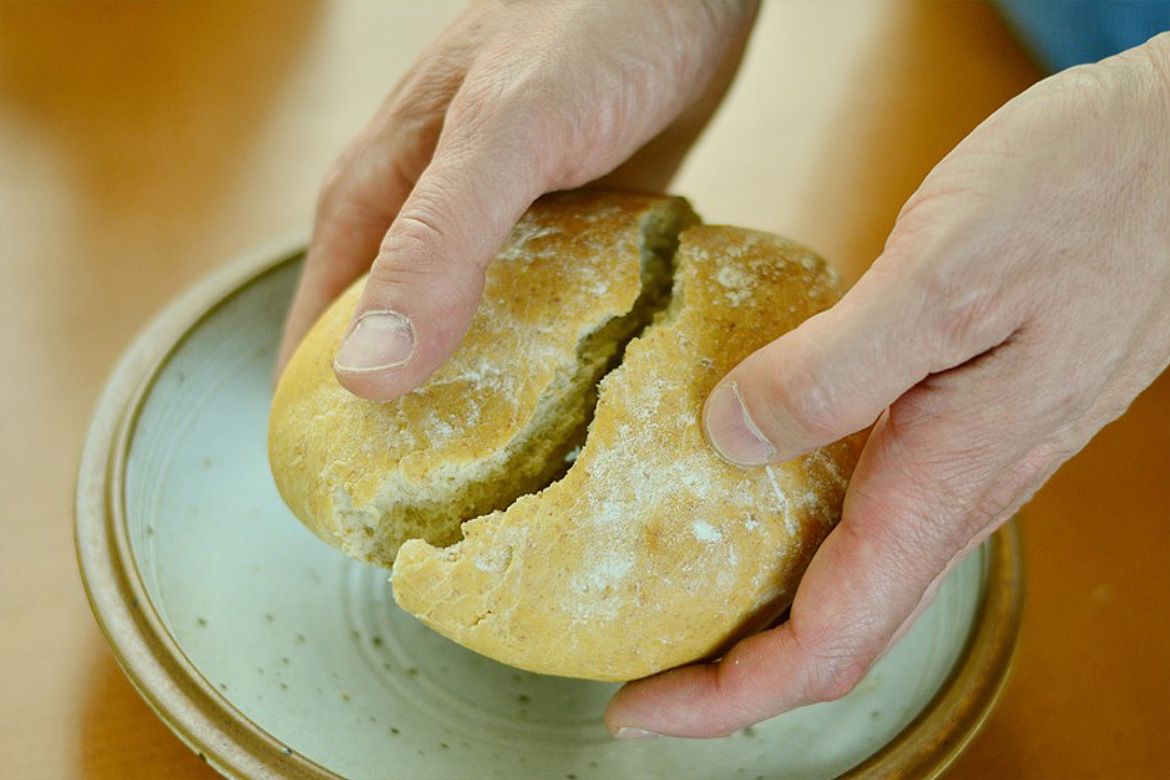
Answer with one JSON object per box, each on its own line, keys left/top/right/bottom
{"left": 1, "top": 1, "right": 1166, "bottom": 777}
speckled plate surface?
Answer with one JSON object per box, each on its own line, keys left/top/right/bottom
{"left": 76, "top": 241, "right": 1022, "bottom": 780}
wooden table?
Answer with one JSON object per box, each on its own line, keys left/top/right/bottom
{"left": 2, "top": 2, "right": 1166, "bottom": 777}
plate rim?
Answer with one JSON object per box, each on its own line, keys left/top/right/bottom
{"left": 74, "top": 240, "right": 1023, "bottom": 780}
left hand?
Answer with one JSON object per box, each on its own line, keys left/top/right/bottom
{"left": 276, "top": 0, "right": 758, "bottom": 399}
{"left": 606, "top": 33, "right": 1170, "bottom": 738}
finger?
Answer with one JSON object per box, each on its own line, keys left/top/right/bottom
{"left": 702, "top": 240, "right": 1028, "bottom": 466}
{"left": 608, "top": 340, "right": 1051, "bottom": 738}
{"left": 278, "top": 168, "right": 410, "bottom": 376}
{"left": 276, "top": 23, "right": 474, "bottom": 376}
{"left": 590, "top": 1, "right": 760, "bottom": 193}
{"left": 604, "top": 418, "right": 962, "bottom": 739}
{"left": 331, "top": 85, "right": 550, "bottom": 401}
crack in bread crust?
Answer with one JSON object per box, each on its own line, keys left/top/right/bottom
{"left": 390, "top": 222, "right": 865, "bottom": 682}
{"left": 269, "top": 192, "right": 698, "bottom": 567}
{"left": 270, "top": 192, "right": 865, "bottom": 682}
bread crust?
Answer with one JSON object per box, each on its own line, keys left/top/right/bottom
{"left": 392, "top": 223, "right": 864, "bottom": 681}
{"left": 271, "top": 193, "right": 864, "bottom": 681}
{"left": 269, "top": 191, "right": 697, "bottom": 565}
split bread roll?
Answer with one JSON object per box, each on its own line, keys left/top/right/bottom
{"left": 270, "top": 191, "right": 865, "bottom": 681}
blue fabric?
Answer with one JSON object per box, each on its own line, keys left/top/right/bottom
{"left": 995, "top": 0, "right": 1169, "bottom": 72}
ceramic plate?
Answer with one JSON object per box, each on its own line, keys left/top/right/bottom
{"left": 76, "top": 242, "right": 1022, "bottom": 780}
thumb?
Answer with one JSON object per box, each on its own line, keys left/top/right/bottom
{"left": 332, "top": 100, "right": 547, "bottom": 402}
{"left": 702, "top": 257, "right": 1017, "bottom": 466}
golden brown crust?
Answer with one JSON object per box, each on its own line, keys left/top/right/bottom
{"left": 269, "top": 191, "right": 695, "bottom": 565}
{"left": 391, "top": 224, "right": 865, "bottom": 681}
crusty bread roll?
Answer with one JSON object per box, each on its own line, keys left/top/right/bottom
{"left": 271, "top": 192, "right": 698, "bottom": 564}
{"left": 270, "top": 191, "right": 864, "bottom": 681}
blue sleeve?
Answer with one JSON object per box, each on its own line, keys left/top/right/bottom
{"left": 994, "top": 0, "right": 1169, "bottom": 73}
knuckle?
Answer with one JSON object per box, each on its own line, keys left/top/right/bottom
{"left": 386, "top": 210, "right": 444, "bottom": 256}
{"left": 788, "top": 611, "right": 875, "bottom": 705}
{"left": 368, "top": 208, "right": 485, "bottom": 317}
{"left": 709, "top": 660, "right": 773, "bottom": 737}
{"left": 1137, "top": 33, "right": 1170, "bottom": 96}
{"left": 793, "top": 381, "right": 841, "bottom": 443}
{"left": 372, "top": 213, "right": 446, "bottom": 283}
{"left": 387, "top": 60, "right": 462, "bottom": 126}
{"left": 380, "top": 177, "right": 461, "bottom": 258}
{"left": 1021, "top": 64, "right": 1114, "bottom": 127}
{"left": 1052, "top": 63, "right": 1110, "bottom": 98}
{"left": 450, "top": 65, "right": 526, "bottom": 130}
{"left": 761, "top": 358, "right": 842, "bottom": 445}
{"left": 451, "top": 58, "right": 578, "bottom": 183}
{"left": 913, "top": 257, "right": 1025, "bottom": 372}
{"left": 801, "top": 650, "right": 869, "bottom": 704}
{"left": 883, "top": 205, "right": 1026, "bottom": 374}
{"left": 929, "top": 288, "right": 983, "bottom": 360}
{"left": 453, "top": 93, "right": 560, "bottom": 181}
{"left": 1045, "top": 60, "right": 1147, "bottom": 109}
{"left": 922, "top": 269, "right": 1001, "bottom": 366}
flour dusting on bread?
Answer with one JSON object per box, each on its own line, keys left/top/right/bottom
{"left": 270, "top": 192, "right": 698, "bottom": 566}
{"left": 270, "top": 194, "right": 863, "bottom": 682}
{"left": 391, "top": 222, "right": 865, "bottom": 681}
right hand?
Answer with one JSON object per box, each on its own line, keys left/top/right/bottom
{"left": 277, "top": 0, "right": 760, "bottom": 401}
{"left": 606, "top": 33, "right": 1170, "bottom": 738}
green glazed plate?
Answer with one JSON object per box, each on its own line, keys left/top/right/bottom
{"left": 76, "top": 240, "right": 1022, "bottom": 780}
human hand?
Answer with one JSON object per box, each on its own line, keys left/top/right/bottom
{"left": 606, "top": 33, "right": 1170, "bottom": 738}
{"left": 277, "top": 0, "right": 759, "bottom": 400}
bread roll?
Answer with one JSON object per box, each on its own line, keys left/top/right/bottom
{"left": 270, "top": 192, "right": 698, "bottom": 564}
{"left": 270, "top": 191, "right": 864, "bottom": 681}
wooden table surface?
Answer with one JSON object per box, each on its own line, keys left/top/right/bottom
{"left": 2, "top": 2, "right": 1167, "bottom": 778}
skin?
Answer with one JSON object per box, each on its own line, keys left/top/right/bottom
{"left": 277, "top": 0, "right": 1170, "bottom": 740}
{"left": 277, "top": 0, "right": 760, "bottom": 395}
